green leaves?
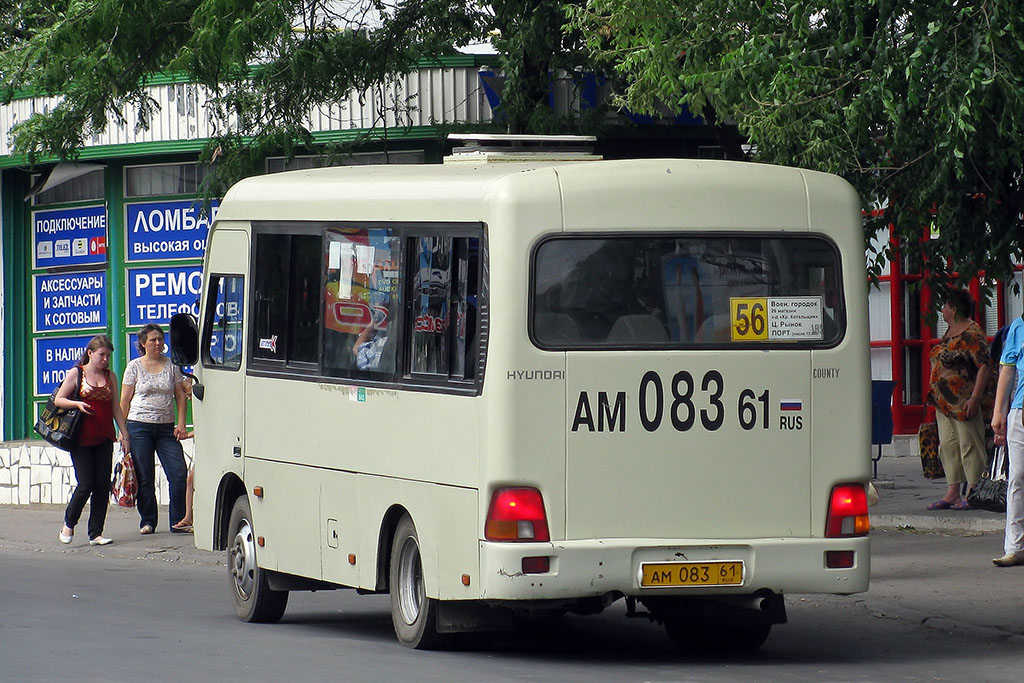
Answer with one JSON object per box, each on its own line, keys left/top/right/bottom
{"left": 570, "top": 0, "right": 1024, "bottom": 291}
{"left": 0, "top": 1, "right": 490, "bottom": 186}
{"left": 2, "top": 1, "right": 608, "bottom": 187}
{"left": 487, "top": 0, "right": 597, "bottom": 132}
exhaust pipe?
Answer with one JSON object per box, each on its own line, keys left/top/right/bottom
{"left": 639, "top": 590, "right": 788, "bottom": 625}
{"left": 741, "top": 595, "right": 772, "bottom": 612}
{"left": 719, "top": 590, "right": 778, "bottom": 613}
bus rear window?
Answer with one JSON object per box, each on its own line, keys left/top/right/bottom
{"left": 532, "top": 234, "right": 844, "bottom": 349}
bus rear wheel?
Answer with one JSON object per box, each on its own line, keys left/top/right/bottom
{"left": 228, "top": 496, "right": 288, "bottom": 623}
{"left": 664, "top": 619, "right": 771, "bottom": 654}
{"left": 389, "top": 515, "right": 451, "bottom": 649}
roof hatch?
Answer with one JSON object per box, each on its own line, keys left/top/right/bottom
{"left": 445, "top": 134, "right": 601, "bottom": 164}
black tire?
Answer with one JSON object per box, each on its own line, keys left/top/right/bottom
{"left": 227, "top": 496, "right": 288, "bottom": 623}
{"left": 664, "top": 619, "right": 771, "bottom": 654}
{"left": 389, "top": 515, "right": 451, "bottom": 649}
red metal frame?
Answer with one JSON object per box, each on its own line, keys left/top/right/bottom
{"left": 878, "top": 226, "right": 1019, "bottom": 434}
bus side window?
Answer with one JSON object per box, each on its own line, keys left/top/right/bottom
{"left": 289, "top": 235, "right": 322, "bottom": 364}
{"left": 202, "top": 275, "right": 244, "bottom": 369}
{"left": 252, "top": 233, "right": 290, "bottom": 364}
{"left": 451, "top": 237, "right": 478, "bottom": 380}
{"left": 408, "top": 235, "right": 479, "bottom": 382}
{"left": 251, "top": 231, "right": 321, "bottom": 367}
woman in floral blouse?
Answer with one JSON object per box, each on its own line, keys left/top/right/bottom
{"left": 926, "top": 289, "right": 992, "bottom": 510}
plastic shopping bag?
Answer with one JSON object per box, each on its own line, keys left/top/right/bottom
{"left": 111, "top": 451, "right": 138, "bottom": 508}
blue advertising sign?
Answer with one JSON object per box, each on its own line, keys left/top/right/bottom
{"left": 208, "top": 276, "right": 245, "bottom": 366}
{"left": 33, "top": 271, "right": 107, "bottom": 333}
{"left": 125, "top": 199, "right": 218, "bottom": 261}
{"left": 32, "top": 205, "right": 108, "bottom": 269}
{"left": 34, "top": 335, "right": 95, "bottom": 396}
{"left": 208, "top": 328, "right": 242, "bottom": 366}
{"left": 126, "top": 266, "right": 203, "bottom": 326}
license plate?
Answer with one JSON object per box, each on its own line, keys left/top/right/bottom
{"left": 640, "top": 561, "right": 745, "bottom": 588}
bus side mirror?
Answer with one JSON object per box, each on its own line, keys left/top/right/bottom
{"left": 170, "top": 312, "right": 200, "bottom": 366}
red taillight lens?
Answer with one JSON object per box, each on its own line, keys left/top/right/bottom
{"left": 825, "top": 550, "right": 856, "bottom": 568}
{"left": 826, "top": 483, "right": 870, "bottom": 537}
{"left": 521, "top": 556, "right": 551, "bottom": 574}
{"left": 485, "top": 487, "right": 550, "bottom": 542}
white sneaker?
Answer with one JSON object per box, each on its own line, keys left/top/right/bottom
{"left": 59, "top": 527, "right": 73, "bottom": 544}
{"left": 89, "top": 536, "right": 113, "bottom": 546}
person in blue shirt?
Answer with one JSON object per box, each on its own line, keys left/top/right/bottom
{"left": 990, "top": 314, "right": 1024, "bottom": 567}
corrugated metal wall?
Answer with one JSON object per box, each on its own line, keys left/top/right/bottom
{"left": 0, "top": 66, "right": 493, "bottom": 156}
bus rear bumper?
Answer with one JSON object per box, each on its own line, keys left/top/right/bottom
{"left": 477, "top": 536, "right": 869, "bottom": 601}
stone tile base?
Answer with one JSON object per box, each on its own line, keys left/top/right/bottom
{"left": 0, "top": 439, "right": 194, "bottom": 506}
{"left": 877, "top": 434, "right": 920, "bottom": 457}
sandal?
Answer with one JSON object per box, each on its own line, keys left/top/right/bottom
{"left": 139, "top": 525, "right": 154, "bottom": 535}
{"left": 951, "top": 500, "right": 971, "bottom": 510}
{"left": 927, "top": 500, "right": 954, "bottom": 510}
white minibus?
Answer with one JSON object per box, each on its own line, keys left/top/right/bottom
{"left": 171, "top": 142, "right": 870, "bottom": 652}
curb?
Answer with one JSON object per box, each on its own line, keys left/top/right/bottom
{"left": 872, "top": 514, "right": 1004, "bottom": 533}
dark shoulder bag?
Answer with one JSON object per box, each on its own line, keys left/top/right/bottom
{"left": 34, "top": 366, "right": 85, "bottom": 451}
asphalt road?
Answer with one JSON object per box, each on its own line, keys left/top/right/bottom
{"left": 1, "top": 522, "right": 1022, "bottom": 682}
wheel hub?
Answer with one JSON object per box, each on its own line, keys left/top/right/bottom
{"left": 230, "top": 519, "right": 256, "bottom": 600}
{"left": 396, "top": 536, "right": 424, "bottom": 625}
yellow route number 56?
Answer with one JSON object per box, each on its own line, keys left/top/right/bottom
{"left": 731, "top": 298, "right": 768, "bottom": 341}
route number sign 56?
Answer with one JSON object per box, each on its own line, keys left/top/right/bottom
{"left": 731, "top": 298, "right": 768, "bottom": 341}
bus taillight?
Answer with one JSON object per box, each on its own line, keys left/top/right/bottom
{"left": 825, "top": 484, "right": 870, "bottom": 537}
{"left": 485, "top": 488, "right": 550, "bottom": 542}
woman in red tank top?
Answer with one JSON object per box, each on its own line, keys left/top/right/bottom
{"left": 54, "top": 335, "right": 131, "bottom": 546}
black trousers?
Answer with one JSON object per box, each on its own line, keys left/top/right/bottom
{"left": 64, "top": 440, "right": 113, "bottom": 540}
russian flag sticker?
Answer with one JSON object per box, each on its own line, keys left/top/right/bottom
{"left": 780, "top": 399, "right": 803, "bottom": 411}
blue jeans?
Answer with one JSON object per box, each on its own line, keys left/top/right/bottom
{"left": 128, "top": 421, "right": 187, "bottom": 530}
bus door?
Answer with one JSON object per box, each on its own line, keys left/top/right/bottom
{"left": 195, "top": 228, "right": 248, "bottom": 547}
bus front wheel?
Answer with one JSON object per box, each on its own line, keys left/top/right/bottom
{"left": 228, "top": 496, "right": 288, "bottom": 623}
{"left": 389, "top": 515, "right": 451, "bottom": 649}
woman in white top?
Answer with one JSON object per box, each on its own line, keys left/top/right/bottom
{"left": 120, "top": 324, "right": 189, "bottom": 534}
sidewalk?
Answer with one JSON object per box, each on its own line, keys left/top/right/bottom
{"left": 871, "top": 454, "right": 1005, "bottom": 533}
{"left": 0, "top": 456, "right": 1006, "bottom": 565}
{"left": 0, "top": 503, "right": 223, "bottom": 566}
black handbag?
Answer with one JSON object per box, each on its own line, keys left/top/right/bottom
{"left": 967, "top": 446, "right": 1008, "bottom": 513}
{"left": 34, "top": 366, "right": 84, "bottom": 451}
